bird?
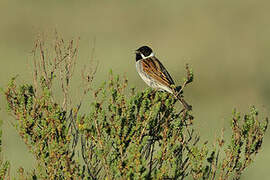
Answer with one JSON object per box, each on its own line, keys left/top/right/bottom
{"left": 135, "top": 45, "right": 192, "bottom": 110}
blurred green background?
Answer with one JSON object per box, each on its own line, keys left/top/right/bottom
{"left": 0, "top": 0, "right": 270, "bottom": 179}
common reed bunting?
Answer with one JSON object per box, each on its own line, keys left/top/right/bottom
{"left": 135, "top": 46, "right": 192, "bottom": 110}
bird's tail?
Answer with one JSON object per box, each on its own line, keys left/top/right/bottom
{"left": 175, "top": 93, "right": 192, "bottom": 111}
{"left": 175, "top": 85, "right": 183, "bottom": 94}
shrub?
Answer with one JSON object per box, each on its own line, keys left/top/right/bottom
{"left": 2, "top": 33, "right": 269, "bottom": 179}
{"left": 0, "top": 119, "right": 10, "bottom": 179}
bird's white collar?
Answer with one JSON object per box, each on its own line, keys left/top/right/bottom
{"left": 141, "top": 52, "right": 155, "bottom": 59}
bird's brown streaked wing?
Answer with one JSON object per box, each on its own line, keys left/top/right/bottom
{"left": 158, "top": 58, "right": 175, "bottom": 85}
{"left": 141, "top": 57, "right": 175, "bottom": 87}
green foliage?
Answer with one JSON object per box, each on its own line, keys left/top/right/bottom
{"left": 218, "top": 107, "right": 269, "bottom": 179}
{"left": 5, "top": 79, "right": 80, "bottom": 179}
{"left": 0, "top": 119, "right": 10, "bottom": 179}
{"left": 79, "top": 73, "right": 195, "bottom": 179}
{"left": 2, "top": 34, "right": 269, "bottom": 179}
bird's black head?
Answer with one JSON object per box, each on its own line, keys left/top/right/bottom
{"left": 135, "top": 46, "right": 153, "bottom": 61}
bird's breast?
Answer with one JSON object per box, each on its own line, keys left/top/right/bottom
{"left": 136, "top": 60, "right": 153, "bottom": 87}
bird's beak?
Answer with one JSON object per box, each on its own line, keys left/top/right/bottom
{"left": 135, "top": 50, "right": 139, "bottom": 54}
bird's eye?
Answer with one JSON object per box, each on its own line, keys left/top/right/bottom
{"left": 146, "top": 51, "right": 151, "bottom": 56}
